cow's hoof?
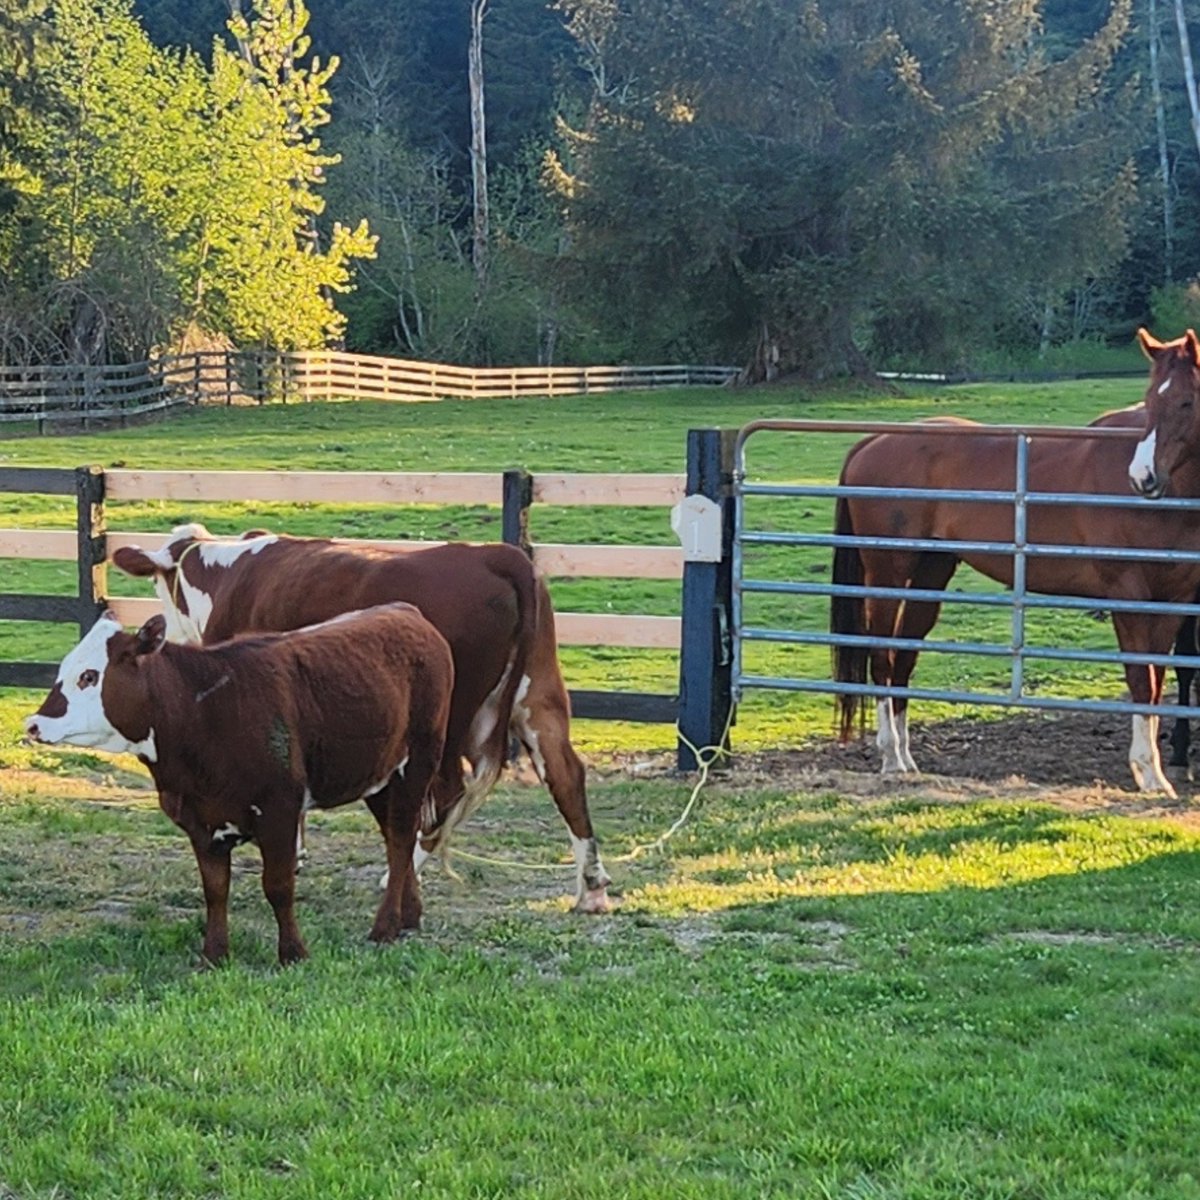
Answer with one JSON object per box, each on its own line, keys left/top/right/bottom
{"left": 573, "top": 887, "right": 615, "bottom": 915}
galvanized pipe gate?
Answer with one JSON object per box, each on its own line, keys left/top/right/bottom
{"left": 674, "top": 419, "right": 1200, "bottom": 770}
{"left": 735, "top": 417, "right": 1200, "bottom": 716}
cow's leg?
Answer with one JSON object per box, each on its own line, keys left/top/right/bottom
{"left": 888, "top": 554, "right": 958, "bottom": 774}
{"left": 1114, "top": 612, "right": 1178, "bottom": 798}
{"left": 295, "top": 813, "right": 308, "bottom": 869}
{"left": 258, "top": 810, "right": 307, "bottom": 964}
{"left": 1169, "top": 662, "right": 1194, "bottom": 779}
{"left": 509, "top": 665, "right": 611, "bottom": 914}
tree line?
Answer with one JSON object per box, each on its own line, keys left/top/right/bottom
{"left": 1, "top": 0, "right": 1198, "bottom": 379}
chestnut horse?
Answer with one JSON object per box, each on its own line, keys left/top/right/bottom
{"left": 831, "top": 327, "right": 1200, "bottom": 797}
{"left": 1093, "top": 401, "right": 1200, "bottom": 781}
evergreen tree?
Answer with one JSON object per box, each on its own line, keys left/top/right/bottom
{"left": 551, "top": 0, "right": 1137, "bottom": 378}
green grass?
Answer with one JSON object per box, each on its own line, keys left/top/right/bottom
{"left": 7, "top": 377, "right": 1200, "bottom": 1198}
{"left": 2, "top": 763, "right": 1199, "bottom": 1198}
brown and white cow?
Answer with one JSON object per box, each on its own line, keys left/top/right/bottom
{"left": 25, "top": 604, "right": 455, "bottom": 965}
{"left": 111, "top": 524, "right": 613, "bottom": 912}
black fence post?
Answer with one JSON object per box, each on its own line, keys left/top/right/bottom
{"left": 677, "top": 428, "right": 737, "bottom": 771}
{"left": 75, "top": 465, "right": 107, "bottom": 636}
{"left": 502, "top": 468, "right": 533, "bottom": 556}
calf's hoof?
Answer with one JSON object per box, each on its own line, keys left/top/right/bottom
{"left": 368, "top": 919, "right": 420, "bottom": 944}
{"left": 277, "top": 940, "right": 309, "bottom": 966}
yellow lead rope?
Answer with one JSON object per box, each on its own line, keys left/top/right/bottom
{"left": 446, "top": 709, "right": 736, "bottom": 873}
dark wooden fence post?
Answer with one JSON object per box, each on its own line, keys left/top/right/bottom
{"left": 75, "top": 465, "right": 107, "bottom": 636}
{"left": 502, "top": 468, "right": 533, "bottom": 556}
{"left": 676, "top": 427, "right": 736, "bottom": 771}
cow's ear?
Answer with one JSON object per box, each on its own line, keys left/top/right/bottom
{"left": 134, "top": 615, "right": 167, "bottom": 655}
{"left": 112, "top": 546, "right": 160, "bottom": 577}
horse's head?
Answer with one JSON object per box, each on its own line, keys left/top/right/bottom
{"left": 1129, "top": 327, "right": 1200, "bottom": 499}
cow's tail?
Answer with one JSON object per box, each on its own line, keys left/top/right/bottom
{"left": 831, "top": 493, "right": 868, "bottom": 742}
{"left": 419, "top": 547, "right": 539, "bottom": 868}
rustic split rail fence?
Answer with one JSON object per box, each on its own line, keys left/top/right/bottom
{"left": 0, "top": 349, "right": 738, "bottom": 429}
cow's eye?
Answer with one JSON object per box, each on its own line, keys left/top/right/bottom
{"left": 78, "top": 669, "right": 99, "bottom": 688}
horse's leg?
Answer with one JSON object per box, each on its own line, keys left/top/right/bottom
{"left": 1113, "top": 612, "right": 1179, "bottom": 798}
{"left": 890, "top": 553, "right": 959, "bottom": 773}
{"left": 1168, "top": 617, "right": 1197, "bottom": 780}
{"left": 859, "top": 549, "right": 919, "bottom": 775}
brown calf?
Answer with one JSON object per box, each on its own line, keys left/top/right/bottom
{"left": 25, "top": 604, "right": 454, "bottom": 965}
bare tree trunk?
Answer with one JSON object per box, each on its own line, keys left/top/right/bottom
{"left": 1038, "top": 294, "right": 1054, "bottom": 358}
{"left": 1153, "top": 0, "right": 1176, "bottom": 281}
{"left": 1173, "top": 0, "right": 1200, "bottom": 168}
{"left": 469, "top": 0, "right": 489, "bottom": 290}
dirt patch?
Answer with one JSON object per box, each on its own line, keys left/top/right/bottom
{"left": 597, "top": 709, "right": 1200, "bottom": 827}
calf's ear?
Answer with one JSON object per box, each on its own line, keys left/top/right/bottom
{"left": 135, "top": 614, "right": 167, "bottom": 655}
{"left": 112, "top": 546, "right": 160, "bottom": 577}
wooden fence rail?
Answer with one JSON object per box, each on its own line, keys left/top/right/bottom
{"left": 0, "top": 465, "right": 690, "bottom": 724}
{"left": 0, "top": 349, "right": 738, "bottom": 427}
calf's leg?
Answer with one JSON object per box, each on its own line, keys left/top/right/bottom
{"left": 187, "top": 833, "right": 233, "bottom": 966}
{"left": 167, "top": 794, "right": 234, "bottom": 965}
{"left": 258, "top": 813, "right": 307, "bottom": 964}
{"left": 367, "top": 754, "right": 436, "bottom": 943}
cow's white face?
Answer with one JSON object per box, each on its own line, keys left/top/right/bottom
{"left": 24, "top": 617, "right": 157, "bottom": 759}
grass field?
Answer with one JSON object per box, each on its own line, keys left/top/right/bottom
{"left": 8, "top": 375, "right": 1200, "bottom": 1199}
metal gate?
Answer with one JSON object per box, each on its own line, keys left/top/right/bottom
{"left": 730, "top": 418, "right": 1200, "bottom": 724}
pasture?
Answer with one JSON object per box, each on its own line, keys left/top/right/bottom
{"left": 5, "top": 377, "right": 1200, "bottom": 1198}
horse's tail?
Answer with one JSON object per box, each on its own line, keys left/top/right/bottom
{"left": 831, "top": 492, "right": 868, "bottom": 742}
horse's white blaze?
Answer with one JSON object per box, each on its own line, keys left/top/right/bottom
{"left": 1157, "top": 378, "right": 1172, "bottom": 395}
{"left": 1129, "top": 714, "right": 1177, "bottom": 798}
{"left": 875, "top": 699, "right": 909, "bottom": 774}
{"left": 1129, "top": 428, "right": 1158, "bottom": 493}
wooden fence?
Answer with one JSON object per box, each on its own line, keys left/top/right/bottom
{"left": 0, "top": 349, "right": 738, "bottom": 428}
{"left": 0, "top": 465, "right": 689, "bottom": 725}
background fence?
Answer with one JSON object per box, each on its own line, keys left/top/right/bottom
{"left": 0, "top": 349, "right": 739, "bottom": 429}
